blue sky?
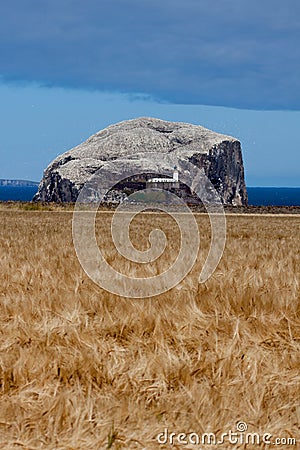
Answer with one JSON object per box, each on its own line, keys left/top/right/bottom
{"left": 0, "top": 0, "right": 299, "bottom": 186}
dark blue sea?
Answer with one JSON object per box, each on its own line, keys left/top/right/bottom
{"left": 247, "top": 187, "right": 300, "bottom": 206}
{"left": 0, "top": 186, "right": 38, "bottom": 201}
{"left": 0, "top": 186, "right": 299, "bottom": 206}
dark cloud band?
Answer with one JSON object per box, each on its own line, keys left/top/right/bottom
{"left": 1, "top": 0, "right": 299, "bottom": 110}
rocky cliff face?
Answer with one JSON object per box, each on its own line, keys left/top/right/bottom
{"left": 34, "top": 117, "right": 248, "bottom": 205}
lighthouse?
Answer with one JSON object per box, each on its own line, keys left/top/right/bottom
{"left": 173, "top": 166, "right": 179, "bottom": 182}
{"left": 146, "top": 165, "right": 180, "bottom": 190}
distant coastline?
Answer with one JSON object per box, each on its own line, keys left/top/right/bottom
{"left": 0, "top": 179, "right": 39, "bottom": 187}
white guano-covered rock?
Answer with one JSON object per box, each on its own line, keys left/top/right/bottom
{"left": 34, "top": 117, "right": 248, "bottom": 205}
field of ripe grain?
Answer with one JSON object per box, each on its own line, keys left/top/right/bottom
{"left": 0, "top": 210, "right": 299, "bottom": 449}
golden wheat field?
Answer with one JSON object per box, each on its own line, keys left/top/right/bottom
{"left": 0, "top": 208, "right": 299, "bottom": 449}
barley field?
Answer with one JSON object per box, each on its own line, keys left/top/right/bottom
{"left": 0, "top": 209, "right": 299, "bottom": 449}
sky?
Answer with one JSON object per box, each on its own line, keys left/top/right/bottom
{"left": 0, "top": 0, "right": 299, "bottom": 186}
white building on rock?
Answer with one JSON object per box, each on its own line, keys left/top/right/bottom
{"left": 146, "top": 166, "right": 179, "bottom": 190}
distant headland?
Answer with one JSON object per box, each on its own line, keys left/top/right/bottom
{"left": 0, "top": 179, "right": 39, "bottom": 187}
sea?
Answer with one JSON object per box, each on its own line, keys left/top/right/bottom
{"left": 0, "top": 186, "right": 299, "bottom": 206}
{"left": 0, "top": 186, "right": 39, "bottom": 202}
